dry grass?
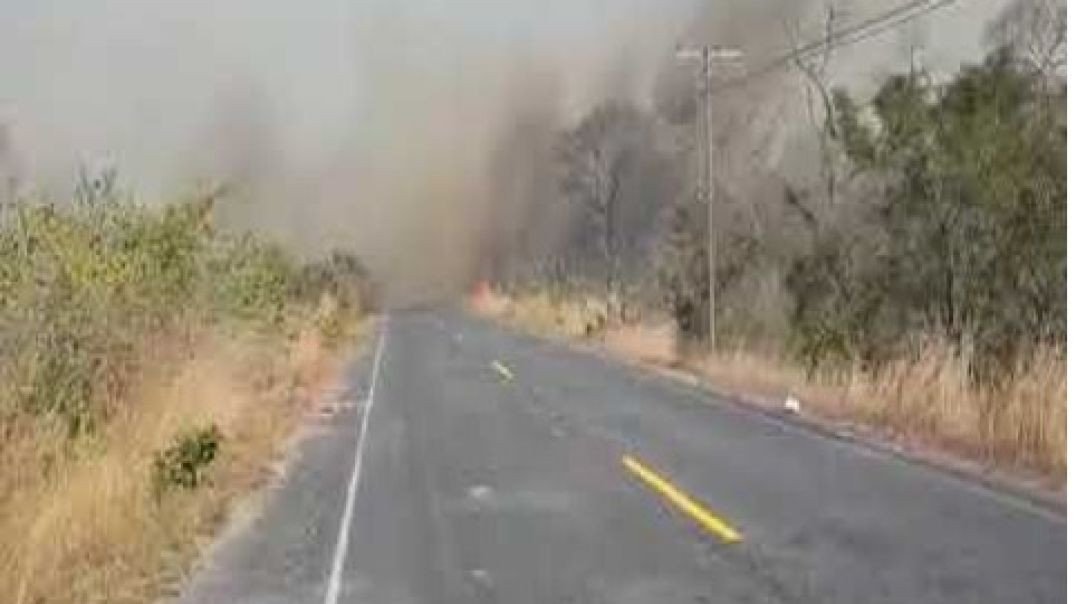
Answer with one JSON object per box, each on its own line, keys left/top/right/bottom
{"left": 473, "top": 288, "right": 610, "bottom": 339}
{"left": 0, "top": 325, "right": 357, "bottom": 604}
{"left": 485, "top": 292, "right": 1065, "bottom": 486}
{"left": 601, "top": 321, "right": 679, "bottom": 367}
{"left": 673, "top": 341, "right": 1066, "bottom": 486}
{"left": 691, "top": 342, "right": 1066, "bottom": 484}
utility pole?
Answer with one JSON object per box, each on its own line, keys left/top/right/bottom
{"left": 677, "top": 44, "right": 742, "bottom": 354}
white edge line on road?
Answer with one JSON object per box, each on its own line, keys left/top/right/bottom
{"left": 323, "top": 318, "right": 389, "bottom": 604}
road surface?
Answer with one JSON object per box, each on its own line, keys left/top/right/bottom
{"left": 179, "top": 309, "right": 1065, "bottom": 604}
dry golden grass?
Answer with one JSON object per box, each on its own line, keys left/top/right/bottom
{"left": 601, "top": 321, "right": 679, "bottom": 367}
{"left": 689, "top": 342, "right": 1065, "bottom": 485}
{"left": 0, "top": 325, "right": 357, "bottom": 604}
{"left": 474, "top": 288, "right": 610, "bottom": 339}
{"left": 487, "top": 292, "right": 1065, "bottom": 486}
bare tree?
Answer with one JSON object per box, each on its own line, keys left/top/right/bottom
{"left": 555, "top": 101, "right": 654, "bottom": 307}
{"left": 786, "top": 4, "right": 842, "bottom": 210}
{"left": 988, "top": 0, "right": 1066, "bottom": 81}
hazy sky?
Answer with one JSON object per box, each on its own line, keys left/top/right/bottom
{"left": 0, "top": 0, "right": 1006, "bottom": 194}
{"left": 0, "top": 0, "right": 695, "bottom": 193}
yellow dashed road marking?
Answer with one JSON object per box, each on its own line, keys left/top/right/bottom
{"left": 622, "top": 454, "right": 743, "bottom": 544}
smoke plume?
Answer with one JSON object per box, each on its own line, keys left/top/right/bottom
{"left": 0, "top": 0, "right": 1010, "bottom": 303}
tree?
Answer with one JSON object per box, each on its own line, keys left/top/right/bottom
{"left": 787, "top": 4, "right": 844, "bottom": 210}
{"left": 658, "top": 200, "right": 756, "bottom": 343}
{"left": 786, "top": 46, "right": 1066, "bottom": 374}
{"left": 555, "top": 101, "right": 670, "bottom": 305}
{"left": 987, "top": 0, "right": 1066, "bottom": 81}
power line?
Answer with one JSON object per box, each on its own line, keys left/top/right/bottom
{"left": 781, "top": 0, "right": 937, "bottom": 65}
{"left": 671, "top": 0, "right": 957, "bottom": 350}
{"left": 714, "top": 0, "right": 957, "bottom": 94}
{"left": 817, "top": 0, "right": 956, "bottom": 60}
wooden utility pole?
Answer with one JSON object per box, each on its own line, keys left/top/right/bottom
{"left": 676, "top": 44, "right": 742, "bottom": 353}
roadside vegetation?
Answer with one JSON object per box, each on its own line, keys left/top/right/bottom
{"left": 477, "top": 1, "right": 1065, "bottom": 486}
{"left": 0, "top": 175, "right": 374, "bottom": 603}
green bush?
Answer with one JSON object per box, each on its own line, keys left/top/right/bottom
{"left": 785, "top": 49, "right": 1066, "bottom": 376}
{"left": 0, "top": 183, "right": 371, "bottom": 437}
{"left": 208, "top": 234, "right": 295, "bottom": 328}
{"left": 152, "top": 425, "right": 222, "bottom": 495}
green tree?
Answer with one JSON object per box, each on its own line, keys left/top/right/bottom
{"left": 788, "top": 46, "right": 1065, "bottom": 374}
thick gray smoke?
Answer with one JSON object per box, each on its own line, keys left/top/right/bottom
{"left": 0, "top": 0, "right": 1010, "bottom": 302}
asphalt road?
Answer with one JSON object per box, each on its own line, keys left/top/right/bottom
{"left": 179, "top": 309, "right": 1065, "bottom": 604}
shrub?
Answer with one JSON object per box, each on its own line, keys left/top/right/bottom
{"left": 209, "top": 234, "right": 295, "bottom": 328}
{"left": 296, "top": 249, "right": 376, "bottom": 313}
{"left": 152, "top": 424, "right": 223, "bottom": 495}
{"left": 0, "top": 183, "right": 370, "bottom": 438}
